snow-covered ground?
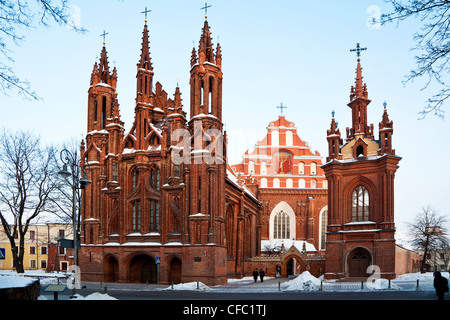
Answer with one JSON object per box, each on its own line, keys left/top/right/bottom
{"left": 0, "top": 269, "right": 447, "bottom": 299}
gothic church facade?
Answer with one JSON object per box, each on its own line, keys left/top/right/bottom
{"left": 78, "top": 18, "right": 261, "bottom": 286}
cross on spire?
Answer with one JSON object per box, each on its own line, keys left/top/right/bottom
{"left": 201, "top": 2, "right": 211, "bottom": 19}
{"left": 100, "top": 30, "right": 109, "bottom": 45}
{"left": 141, "top": 7, "right": 151, "bottom": 22}
{"left": 350, "top": 43, "right": 367, "bottom": 58}
{"left": 277, "top": 103, "right": 287, "bottom": 116}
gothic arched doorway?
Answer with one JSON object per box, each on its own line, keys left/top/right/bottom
{"left": 348, "top": 248, "right": 371, "bottom": 278}
{"left": 129, "top": 254, "right": 157, "bottom": 283}
{"left": 104, "top": 256, "right": 119, "bottom": 282}
{"left": 286, "top": 258, "right": 295, "bottom": 276}
{"left": 169, "top": 257, "right": 182, "bottom": 284}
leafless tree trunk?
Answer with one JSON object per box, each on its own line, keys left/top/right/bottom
{"left": 0, "top": 129, "right": 60, "bottom": 273}
{"left": 406, "top": 205, "right": 449, "bottom": 273}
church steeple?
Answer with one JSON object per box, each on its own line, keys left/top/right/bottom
{"left": 346, "top": 43, "right": 373, "bottom": 141}
{"left": 136, "top": 20, "right": 154, "bottom": 104}
{"left": 190, "top": 16, "right": 223, "bottom": 120}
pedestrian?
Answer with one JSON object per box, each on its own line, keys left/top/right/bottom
{"left": 252, "top": 268, "right": 258, "bottom": 283}
{"left": 433, "top": 271, "right": 449, "bottom": 301}
{"left": 259, "top": 268, "right": 265, "bottom": 282}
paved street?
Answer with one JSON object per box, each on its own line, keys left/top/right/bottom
{"left": 39, "top": 276, "right": 442, "bottom": 301}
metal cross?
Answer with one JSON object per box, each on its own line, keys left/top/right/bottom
{"left": 277, "top": 103, "right": 287, "bottom": 116}
{"left": 201, "top": 2, "right": 212, "bottom": 17}
{"left": 350, "top": 43, "right": 367, "bottom": 58}
{"left": 141, "top": 7, "right": 151, "bottom": 20}
{"left": 100, "top": 30, "right": 109, "bottom": 43}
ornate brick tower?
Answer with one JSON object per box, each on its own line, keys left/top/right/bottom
{"left": 183, "top": 16, "right": 227, "bottom": 285}
{"left": 322, "top": 44, "right": 401, "bottom": 280}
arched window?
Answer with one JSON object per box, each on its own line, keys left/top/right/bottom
{"left": 274, "top": 210, "right": 290, "bottom": 239}
{"left": 261, "top": 161, "right": 267, "bottom": 174}
{"left": 352, "top": 185, "right": 370, "bottom": 221}
{"left": 310, "top": 179, "right": 317, "bottom": 188}
{"left": 132, "top": 170, "right": 139, "bottom": 190}
{"left": 149, "top": 200, "right": 159, "bottom": 232}
{"left": 285, "top": 130, "right": 293, "bottom": 146}
{"left": 151, "top": 167, "right": 160, "bottom": 191}
{"left": 310, "top": 162, "right": 317, "bottom": 175}
{"left": 298, "top": 162, "right": 305, "bottom": 175}
{"left": 260, "top": 178, "right": 268, "bottom": 188}
{"left": 298, "top": 179, "right": 305, "bottom": 188}
{"left": 286, "top": 178, "right": 293, "bottom": 188}
{"left": 273, "top": 178, "right": 280, "bottom": 188}
{"left": 271, "top": 130, "right": 279, "bottom": 146}
{"left": 248, "top": 161, "right": 255, "bottom": 174}
{"left": 132, "top": 201, "right": 141, "bottom": 232}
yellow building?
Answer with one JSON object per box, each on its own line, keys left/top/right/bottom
{"left": 0, "top": 223, "right": 72, "bottom": 272}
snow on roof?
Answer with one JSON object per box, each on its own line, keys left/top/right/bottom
{"left": 261, "top": 239, "right": 317, "bottom": 252}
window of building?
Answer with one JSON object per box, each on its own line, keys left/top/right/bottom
{"left": 298, "top": 162, "right": 305, "bottom": 175}
{"left": 273, "top": 178, "right": 280, "bottom": 188}
{"left": 310, "top": 179, "right": 317, "bottom": 188}
{"left": 260, "top": 178, "right": 268, "bottom": 188}
{"left": 261, "top": 161, "right": 267, "bottom": 174}
{"left": 30, "top": 230, "right": 35, "bottom": 241}
{"left": 274, "top": 210, "right": 290, "bottom": 239}
{"left": 286, "top": 130, "right": 293, "bottom": 146}
{"left": 286, "top": 178, "right": 293, "bottom": 188}
{"left": 298, "top": 179, "right": 305, "bottom": 188}
{"left": 41, "top": 246, "right": 47, "bottom": 255}
{"left": 151, "top": 167, "right": 160, "bottom": 191}
{"left": 352, "top": 185, "right": 370, "bottom": 221}
{"left": 41, "top": 260, "right": 47, "bottom": 269}
{"left": 132, "top": 201, "right": 141, "bottom": 232}
{"left": 248, "top": 161, "right": 255, "bottom": 174}
{"left": 30, "top": 259, "right": 37, "bottom": 269}
{"left": 320, "top": 209, "right": 328, "bottom": 250}
{"left": 310, "top": 162, "right": 317, "bottom": 175}
{"left": 29, "top": 246, "right": 36, "bottom": 255}
{"left": 149, "top": 200, "right": 159, "bottom": 232}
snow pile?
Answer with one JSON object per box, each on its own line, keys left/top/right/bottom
{"left": 284, "top": 271, "right": 322, "bottom": 291}
{"left": 163, "top": 281, "right": 210, "bottom": 291}
{"left": 0, "top": 275, "right": 37, "bottom": 289}
{"left": 367, "top": 278, "right": 400, "bottom": 290}
{"left": 70, "top": 293, "right": 118, "bottom": 300}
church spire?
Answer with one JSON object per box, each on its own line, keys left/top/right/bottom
{"left": 136, "top": 18, "right": 154, "bottom": 104}
{"left": 346, "top": 43, "right": 373, "bottom": 140}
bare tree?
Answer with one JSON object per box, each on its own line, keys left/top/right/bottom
{"left": 0, "top": 129, "right": 60, "bottom": 273}
{"left": 382, "top": 0, "right": 450, "bottom": 119}
{"left": 406, "top": 205, "right": 449, "bottom": 273}
{"left": 0, "top": 0, "right": 86, "bottom": 100}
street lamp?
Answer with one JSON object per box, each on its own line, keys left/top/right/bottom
{"left": 58, "top": 149, "right": 91, "bottom": 297}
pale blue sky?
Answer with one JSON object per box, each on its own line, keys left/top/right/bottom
{"left": 1, "top": 0, "right": 449, "bottom": 243}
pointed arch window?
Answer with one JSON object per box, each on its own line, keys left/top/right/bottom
{"left": 274, "top": 210, "right": 290, "bottom": 239}
{"left": 132, "top": 201, "right": 141, "bottom": 232}
{"left": 352, "top": 185, "right": 370, "bottom": 221}
{"left": 149, "top": 200, "right": 159, "bottom": 232}
{"left": 150, "top": 167, "right": 160, "bottom": 191}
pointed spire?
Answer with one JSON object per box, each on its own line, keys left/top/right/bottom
{"left": 138, "top": 23, "right": 153, "bottom": 71}
{"left": 198, "top": 20, "right": 215, "bottom": 64}
{"left": 349, "top": 43, "right": 368, "bottom": 101}
{"left": 191, "top": 46, "right": 198, "bottom": 67}
{"left": 98, "top": 45, "right": 112, "bottom": 85}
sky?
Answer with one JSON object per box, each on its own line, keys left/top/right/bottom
{"left": 1, "top": 0, "right": 449, "bottom": 245}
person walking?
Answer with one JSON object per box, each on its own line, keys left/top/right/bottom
{"left": 259, "top": 269, "right": 265, "bottom": 282}
{"left": 252, "top": 269, "right": 258, "bottom": 283}
{"left": 433, "top": 271, "right": 449, "bottom": 301}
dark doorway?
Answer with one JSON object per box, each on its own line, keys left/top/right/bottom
{"left": 104, "top": 256, "right": 119, "bottom": 282}
{"left": 169, "top": 257, "right": 182, "bottom": 284}
{"left": 129, "top": 255, "right": 157, "bottom": 283}
{"left": 286, "top": 258, "right": 295, "bottom": 276}
{"left": 348, "top": 248, "right": 371, "bottom": 278}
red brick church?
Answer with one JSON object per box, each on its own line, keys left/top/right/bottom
{"left": 77, "top": 12, "right": 405, "bottom": 284}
